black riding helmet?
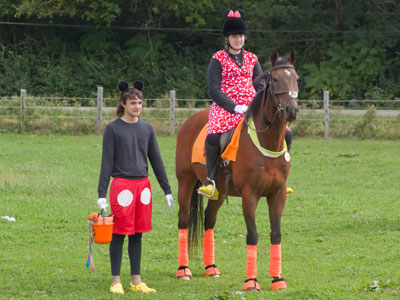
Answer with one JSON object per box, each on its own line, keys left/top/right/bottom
{"left": 222, "top": 9, "right": 248, "bottom": 36}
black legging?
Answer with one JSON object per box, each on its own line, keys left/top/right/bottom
{"left": 110, "top": 233, "right": 142, "bottom": 276}
{"left": 206, "top": 133, "right": 221, "bottom": 147}
{"left": 285, "top": 129, "right": 293, "bottom": 152}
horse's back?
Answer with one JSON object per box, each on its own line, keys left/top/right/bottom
{"left": 177, "top": 109, "right": 209, "bottom": 141}
{"left": 175, "top": 109, "right": 209, "bottom": 177}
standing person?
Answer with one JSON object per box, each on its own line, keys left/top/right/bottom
{"left": 198, "top": 9, "right": 266, "bottom": 200}
{"left": 97, "top": 80, "right": 174, "bottom": 295}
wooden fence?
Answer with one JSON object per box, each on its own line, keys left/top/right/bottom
{"left": 3, "top": 88, "right": 400, "bottom": 136}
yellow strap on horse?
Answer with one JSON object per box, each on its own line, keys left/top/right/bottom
{"left": 247, "top": 118, "right": 287, "bottom": 158}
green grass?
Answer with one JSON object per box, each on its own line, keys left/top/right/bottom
{"left": 0, "top": 134, "right": 399, "bottom": 299}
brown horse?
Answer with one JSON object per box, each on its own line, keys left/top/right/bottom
{"left": 175, "top": 49, "right": 299, "bottom": 291}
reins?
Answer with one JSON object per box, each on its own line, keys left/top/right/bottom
{"left": 246, "top": 64, "right": 296, "bottom": 133}
{"left": 245, "top": 89, "right": 275, "bottom": 133}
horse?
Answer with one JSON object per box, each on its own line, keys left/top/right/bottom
{"left": 175, "top": 49, "right": 299, "bottom": 291}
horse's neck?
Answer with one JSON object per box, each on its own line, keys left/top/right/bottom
{"left": 253, "top": 94, "right": 286, "bottom": 152}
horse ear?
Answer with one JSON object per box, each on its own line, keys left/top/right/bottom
{"left": 133, "top": 80, "right": 144, "bottom": 91}
{"left": 271, "top": 49, "right": 279, "bottom": 66}
{"left": 288, "top": 48, "right": 296, "bottom": 65}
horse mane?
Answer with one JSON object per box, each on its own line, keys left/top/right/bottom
{"left": 246, "top": 56, "right": 292, "bottom": 122}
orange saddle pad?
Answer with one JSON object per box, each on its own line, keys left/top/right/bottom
{"left": 191, "top": 118, "right": 244, "bottom": 164}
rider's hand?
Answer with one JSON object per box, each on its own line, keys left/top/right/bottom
{"left": 234, "top": 105, "right": 248, "bottom": 114}
{"left": 97, "top": 198, "right": 109, "bottom": 212}
{"left": 165, "top": 194, "right": 174, "bottom": 212}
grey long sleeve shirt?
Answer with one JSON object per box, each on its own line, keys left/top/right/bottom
{"left": 97, "top": 118, "right": 171, "bottom": 198}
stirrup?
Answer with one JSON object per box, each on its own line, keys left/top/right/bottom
{"left": 198, "top": 179, "right": 219, "bottom": 200}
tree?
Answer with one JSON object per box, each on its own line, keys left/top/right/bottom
{"left": 0, "top": 0, "right": 398, "bottom": 99}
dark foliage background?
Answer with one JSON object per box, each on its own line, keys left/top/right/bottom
{"left": 1, "top": 0, "right": 399, "bottom": 100}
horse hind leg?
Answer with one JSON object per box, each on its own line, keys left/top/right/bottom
{"left": 176, "top": 176, "right": 199, "bottom": 280}
{"left": 177, "top": 229, "right": 192, "bottom": 280}
{"left": 202, "top": 196, "right": 225, "bottom": 278}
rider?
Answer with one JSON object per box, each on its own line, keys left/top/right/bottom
{"left": 198, "top": 9, "right": 294, "bottom": 200}
{"left": 198, "top": 9, "right": 265, "bottom": 200}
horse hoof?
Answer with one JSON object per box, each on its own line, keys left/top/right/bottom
{"left": 271, "top": 277, "right": 287, "bottom": 290}
{"left": 204, "top": 264, "right": 221, "bottom": 277}
{"left": 176, "top": 266, "right": 192, "bottom": 280}
{"left": 242, "top": 278, "right": 260, "bottom": 291}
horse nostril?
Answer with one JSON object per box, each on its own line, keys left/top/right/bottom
{"left": 286, "top": 106, "right": 293, "bottom": 115}
{"left": 285, "top": 106, "right": 299, "bottom": 120}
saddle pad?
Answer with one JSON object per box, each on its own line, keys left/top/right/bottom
{"left": 191, "top": 124, "right": 208, "bottom": 164}
{"left": 221, "top": 118, "right": 244, "bottom": 162}
{"left": 191, "top": 118, "right": 244, "bottom": 164}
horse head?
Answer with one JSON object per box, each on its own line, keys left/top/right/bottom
{"left": 269, "top": 49, "right": 299, "bottom": 122}
{"left": 247, "top": 49, "right": 299, "bottom": 129}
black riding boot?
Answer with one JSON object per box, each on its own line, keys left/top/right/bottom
{"left": 198, "top": 141, "right": 221, "bottom": 200}
{"left": 205, "top": 142, "right": 221, "bottom": 185}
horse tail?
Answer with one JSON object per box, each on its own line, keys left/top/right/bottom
{"left": 188, "top": 180, "right": 204, "bottom": 251}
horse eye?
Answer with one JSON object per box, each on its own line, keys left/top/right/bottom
{"left": 272, "top": 78, "right": 278, "bottom": 83}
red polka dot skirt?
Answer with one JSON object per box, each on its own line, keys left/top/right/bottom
{"left": 208, "top": 50, "right": 258, "bottom": 134}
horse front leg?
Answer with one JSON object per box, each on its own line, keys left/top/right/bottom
{"left": 267, "top": 188, "right": 287, "bottom": 290}
{"left": 202, "top": 196, "right": 225, "bottom": 277}
{"left": 242, "top": 192, "right": 261, "bottom": 291}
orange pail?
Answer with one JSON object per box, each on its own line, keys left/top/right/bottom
{"left": 92, "top": 216, "right": 114, "bottom": 244}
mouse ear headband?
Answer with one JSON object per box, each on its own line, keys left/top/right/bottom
{"left": 222, "top": 9, "right": 247, "bottom": 36}
{"left": 118, "top": 80, "right": 144, "bottom": 92}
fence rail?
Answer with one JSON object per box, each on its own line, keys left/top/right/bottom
{"left": 0, "top": 88, "right": 399, "bottom": 136}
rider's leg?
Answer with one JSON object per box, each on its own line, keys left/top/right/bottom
{"left": 285, "top": 128, "right": 294, "bottom": 194}
{"left": 285, "top": 128, "right": 292, "bottom": 152}
{"left": 198, "top": 133, "right": 221, "bottom": 200}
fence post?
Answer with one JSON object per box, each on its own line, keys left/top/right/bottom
{"left": 323, "top": 90, "right": 329, "bottom": 138}
{"left": 97, "top": 86, "right": 103, "bottom": 134}
{"left": 169, "top": 90, "right": 176, "bottom": 135}
{"left": 20, "top": 89, "right": 27, "bottom": 133}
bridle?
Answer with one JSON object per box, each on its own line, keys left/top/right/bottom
{"left": 247, "top": 64, "right": 298, "bottom": 133}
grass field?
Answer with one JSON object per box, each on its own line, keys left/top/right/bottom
{"left": 0, "top": 134, "right": 399, "bottom": 300}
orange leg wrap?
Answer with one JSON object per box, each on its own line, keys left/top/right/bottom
{"left": 245, "top": 245, "right": 257, "bottom": 279}
{"left": 178, "top": 229, "right": 189, "bottom": 266}
{"left": 269, "top": 244, "right": 281, "bottom": 278}
{"left": 203, "top": 229, "right": 214, "bottom": 266}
